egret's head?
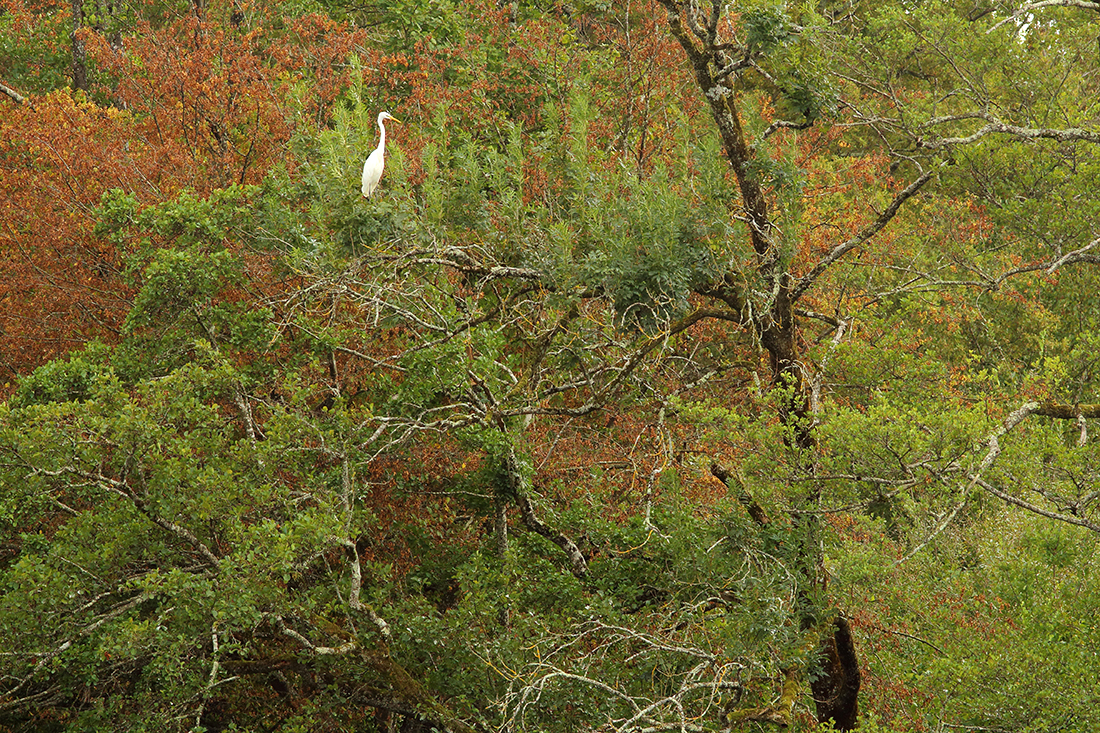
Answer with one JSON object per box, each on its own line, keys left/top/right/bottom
{"left": 378, "top": 111, "right": 400, "bottom": 124}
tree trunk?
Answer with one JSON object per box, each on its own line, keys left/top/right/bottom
{"left": 658, "top": 1, "right": 860, "bottom": 727}
{"left": 70, "top": 0, "right": 89, "bottom": 92}
{"left": 812, "top": 615, "right": 861, "bottom": 729}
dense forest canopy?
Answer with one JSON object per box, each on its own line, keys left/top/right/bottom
{"left": 2, "top": 0, "right": 1100, "bottom": 731}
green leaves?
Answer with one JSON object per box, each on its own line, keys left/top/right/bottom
{"left": 744, "top": 5, "right": 794, "bottom": 52}
{"left": 10, "top": 342, "right": 116, "bottom": 408}
{"left": 7, "top": 0, "right": 1100, "bottom": 728}
{"left": 125, "top": 248, "right": 237, "bottom": 329}
{"left": 585, "top": 174, "right": 721, "bottom": 330}
{"left": 839, "top": 514, "right": 1100, "bottom": 732}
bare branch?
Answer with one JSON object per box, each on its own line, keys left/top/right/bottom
{"left": 966, "top": 401, "right": 1038, "bottom": 485}
{"left": 924, "top": 118, "right": 1100, "bottom": 148}
{"left": 976, "top": 478, "right": 1100, "bottom": 533}
{"left": 861, "top": 624, "right": 946, "bottom": 655}
{"left": 69, "top": 469, "right": 224, "bottom": 571}
{"left": 713, "top": 52, "right": 752, "bottom": 81}
{"left": 193, "top": 622, "right": 238, "bottom": 729}
{"left": 274, "top": 616, "right": 358, "bottom": 655}
{"left": 503, "top": 619, "right": 742, "bottom": 733}
{"left": 961, "top": 402, "right": 1100, "bottom": 533}
{"left": 791, "top": 169, "right": 935, "bottom": 303}
{"left": 515, "top": 488, "right": 588, "bottom": 579}
{"left": 809, "top": 315, "right": 848, "bottom": 417}
{"left": 987, "top": 0, "right": 1100, "bottom": 33}
{"left": 0, "top": 81, "right": 26, "bottom": 105}
{"left": 1046, "top": 237, "right": 1100, "bottom": 274}
{"left": 761, "top": 118, "right": 813, "bottom": 141}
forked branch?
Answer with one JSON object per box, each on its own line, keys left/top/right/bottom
{"left": 964, "top": 401, "right": 1100, "bottom": 533}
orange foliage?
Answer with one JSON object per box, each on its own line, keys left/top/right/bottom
{"left": 1, "top": 92, "right": 141, "bottom": 375}
{"left": 0, "top": 0, "right": 366, "bottom": 380}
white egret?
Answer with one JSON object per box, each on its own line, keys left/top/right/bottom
{"left": 361, "top": 111, "right": 400, "bottom": 198}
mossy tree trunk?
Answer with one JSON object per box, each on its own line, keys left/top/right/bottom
{"left": 656, "top": 1, "right": 934, "bottom": 727}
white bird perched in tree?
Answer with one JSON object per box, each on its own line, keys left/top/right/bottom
{"left": 361, "top": 111, "right": 400, "bottom": 198}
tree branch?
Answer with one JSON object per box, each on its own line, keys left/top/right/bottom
{"left": 67, "top": 469, "right": 224, "bottom": 571}
{"left": 710, "top": 461, "right": 770, "bottom": 526}
{"left": 0, "top": 81, "right": 26, "bottom": 105}
{"left": 791, "top": 169, "right": 935, "bottom": 303}
{"left": 1046, "top": 237, "right": 1100, "bottom": 274}
{"left": 966, "top": 401, "right": 1038, "bottom": 486}
{"left": 275, "top": 616, "right": 358, "bottom": 655}
{"left": 516, "top": 490, "right": 588, "bottom": 578}
{"left": 962, "top": 401, "right": 1100, "bottom": 532}
{"left": 761, "top": 118, "right": 813, "bottom": 140}
{"left": 658, "top": 0, "right": 777, "bottom": 268}
{"left": 975, "top": 478, "right": 1100, "bottom": 533}
{"left": 924, "top": 118, "right": 1100, "bottom": 148}
{"left": 987, "top": 0, "right": 1100, "bottom": 33}
{"left": 1033, "top": 402, "right": 1100, "bottom": 419}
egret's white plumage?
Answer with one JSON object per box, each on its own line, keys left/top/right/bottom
{"left": 361, "top": 111, "right": 399, "bottom": 198}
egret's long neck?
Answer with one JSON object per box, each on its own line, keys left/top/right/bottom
{"left": 377, "top": 118, "right": 386, "bottom": 149}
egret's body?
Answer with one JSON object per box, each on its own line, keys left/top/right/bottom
{"left": 362, "top": 111, "right": 399, "bottom": 198}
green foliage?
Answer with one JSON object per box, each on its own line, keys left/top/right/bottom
{"left": 419, "top": 122, "right": 497, "bottom": 233}
{"left": 832, "top": 515, "right": 1100, "bottom": 732}
{"left": 0, "top": 235, "right": 362, "bottom": 728}
{"left": 0, "top": 10, "right": 71, "bottom": 94}
{"left": 584, "top": 170, "right": 721, "bottom": 329}
{"left": 10, "top": 342, "right": 115, "bottom": 408}
{"left": 116, "top": 246, "right": 271, "bottom": 381}
{"left": 375, "top": 0, "right": 468, "bottom": 51}
{"left": 7, "top": 0, "right": 1100, "bottom": 730}
{"left": 744, "top": 5, "right": 794, "bottom": 52}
